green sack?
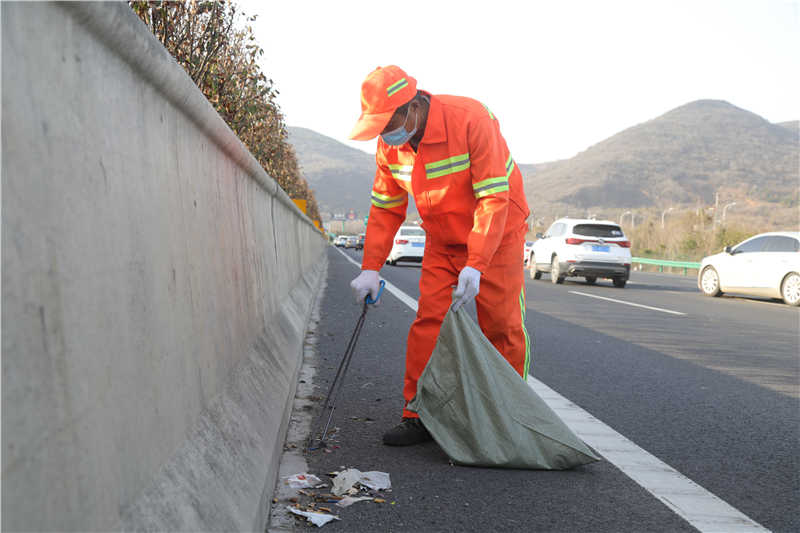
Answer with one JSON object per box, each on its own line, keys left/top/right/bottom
{"left": 407, "top": 306, "right": 600, "bottom": 470}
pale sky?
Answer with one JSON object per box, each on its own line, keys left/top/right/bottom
{"left": 238, "top": 0, "right": 799, "bottom": 164}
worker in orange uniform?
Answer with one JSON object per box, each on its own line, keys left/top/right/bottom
{"left": 349, "top": 66, "right": 532, "bottom": 446}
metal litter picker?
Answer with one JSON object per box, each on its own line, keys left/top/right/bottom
{"left": 306, "top": 280, "right": 385, "bottom": 451}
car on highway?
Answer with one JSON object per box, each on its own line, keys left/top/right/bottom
{"left": 529, "top": 218, "right": 632, "bottom": 287}
{"left": 345, "top": 235, "right": 359, "bottom": 249}
{"left": 355, "top": 234, "right": 365, "bottom": 250}
{"left": 333, "top": 235, "right": 349, "bottom": 247}
{"left": 386, "top": 225, "right": 426, "bottom": 265}
{"left": 698, "top": 231, "right": 800, "bottom": 306}
{"left": 523, "top": 240, "right": 535, "bottom": 267}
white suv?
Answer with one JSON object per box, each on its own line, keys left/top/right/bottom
{"left": 529, "top": 218, "right": 632, "bottom": 287}
{"left": 386, "top": 225, "right": 426, "bottom": 265}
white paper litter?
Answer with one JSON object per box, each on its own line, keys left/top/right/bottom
{"left": 287, "top": 507, "right": 340, "bottom": 527}
{"left": 336, "top": 496, "right": 373, "bottom": 507}
{"left": 358, "top": 471, "right": 391, "bottom": 491}
{"left": 331, "top": 468, "right": 362, "bottom": 496}
{"left": 331, "top": 468, "right": 392, "bottom": 495}
{"left": 286, "top": 473, "right": 324, "bottom": 489}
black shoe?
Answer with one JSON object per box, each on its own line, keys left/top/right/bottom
{"left": 382, "top": 417, "right": 432, "bottom": 446}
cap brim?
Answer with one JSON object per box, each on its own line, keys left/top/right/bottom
{"left": 349, "top": 110, "right": 395, "bottom": 141}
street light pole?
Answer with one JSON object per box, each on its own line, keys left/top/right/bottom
{"left": 661, "top": 207, "right": 675, "bottom": 228}
{"left": 722, "top": 202, "right": 737, "bottom": 223}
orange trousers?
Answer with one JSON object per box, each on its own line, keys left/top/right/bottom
{"left": 402, "top": 238, "right": 532, "bottom": 418}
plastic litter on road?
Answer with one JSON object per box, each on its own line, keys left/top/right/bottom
{"left": 358, "top": 471, "right": 392, "bottom": 491}
{"left": 279, "top": 468, "right": 394, "bottom": 527}
{"left": 336, "top": 496, "right": 374, "bottom": 507}
{"left": 331, "top": 468, "right": 391, "bottom": 495}
{"left": 286, "top": 473, "right": 325, "bottom": 489}
{"left": 331, "top": 468, "right": 362, "bottom": 496}
{"left": 287, "top": 507, "right": 340, "bottom": 527}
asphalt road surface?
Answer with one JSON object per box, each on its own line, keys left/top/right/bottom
{"left": 286, "top": 246, "right": 798, "bottom": 532}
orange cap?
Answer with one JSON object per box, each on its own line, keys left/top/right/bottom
{"left": 349, "top": 65, "right": 417, "bottom": 140}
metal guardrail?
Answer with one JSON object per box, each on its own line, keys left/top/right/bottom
{"left": 632, "top": 257, "right": 702, "bottom": 275}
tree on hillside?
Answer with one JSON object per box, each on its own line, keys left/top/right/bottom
{"left": 129, "top": 0, "right": 321, "bottom": 223}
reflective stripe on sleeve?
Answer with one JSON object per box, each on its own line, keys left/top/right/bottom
{"left": 424, "top": 153, "right": 470, "bottom": 179}
{"left": 473, "top": 179, "right": 509, "bottom": 198}
{"left": 473, "top": 155, "right": 514, "bottom": 198}
{"left": 371, "top": 190, "right": 407, "bottom": 209}
{"left": 505, "top": 155, "right": 513, "bottom": 176}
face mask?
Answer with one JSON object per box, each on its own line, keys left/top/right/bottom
{"left": 381, "top": 105, "right": 417, "bottom": 146}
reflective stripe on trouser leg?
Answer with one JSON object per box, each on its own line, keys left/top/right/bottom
{"left": 402, "top": 246, "right": 459, "bottom": 418}
{"left": 519, "top": 286, "right": 531, "bottom": 376}
{"left": 475, "top": 239, "right": 528, "bottom": 379}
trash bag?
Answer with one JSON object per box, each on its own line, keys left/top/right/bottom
{"left": 407, "top": 306, "right": 600, "bottom": 470}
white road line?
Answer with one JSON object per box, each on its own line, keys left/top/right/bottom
{"left": 334, "top": 247, "right": 418, "bottom": 311}
{"left": 528, "top": 377, "right": 768, "bottom": 532}
{"left": 334, "top": 246, "right": 768, "bottom": 532}
{"left": 569, "top": 290, "right": 687, "bottom": 316}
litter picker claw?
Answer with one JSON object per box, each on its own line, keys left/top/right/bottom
{"left": 306, "top": 280, "right": 385, "bottom": 452}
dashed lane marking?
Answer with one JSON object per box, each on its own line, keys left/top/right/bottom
{"left": 334, "top": 246, "right": 768, "bottom": 532}
{"left": 569, "top": 290, "right": 687, "bottom": 316}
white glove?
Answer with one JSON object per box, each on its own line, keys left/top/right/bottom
{"left": 350, "top": 269, "right": 381, "bottom": 304}
{"left": 452, "top": 266, "right": 481, "bottom": 311}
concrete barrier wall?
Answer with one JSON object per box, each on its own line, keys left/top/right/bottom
{"left": 1, "top": 2, "right": 326, "bottom": 531}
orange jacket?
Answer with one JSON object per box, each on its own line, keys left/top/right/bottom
{"left": 362, "top": 92, "right": 530, "bottom": 272}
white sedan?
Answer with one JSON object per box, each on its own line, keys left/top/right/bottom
{"left": 698, "top": 231, "right": 800, "bottom": 306}
{"left": 386, "top": 226, "right": 426, "bottom": 265}
{"left": 523, "top": 240, "right": 534, "bottom": 267}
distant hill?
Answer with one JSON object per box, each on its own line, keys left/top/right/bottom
{"left": 777, "top": 120, "right": 799, "bottom": 135}
{"left": 521, "top": 100, "right": 798, "bottom": 211}
{"left": 287, "top": 127, "right": 376, "bottom": 219}
{"left": 289, "top": 102, "right": 798, "bottom": 224}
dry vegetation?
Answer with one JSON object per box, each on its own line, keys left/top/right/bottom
{"left": 627, "top": 212, "right": 758, "bottom": 262}
{"left": 129, "top": 0, "right": 321, "bottom": 223}
{"left": 529, "top": 201, "right": 797, "bottom": 260}
{"left": 526, "top": 203, "right": 798, "bottom": 274}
